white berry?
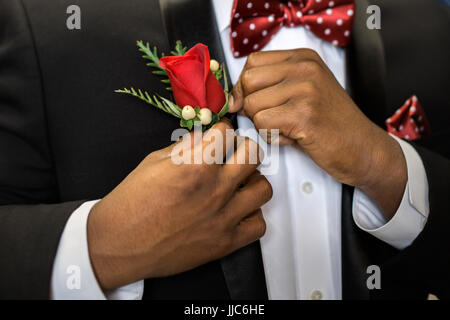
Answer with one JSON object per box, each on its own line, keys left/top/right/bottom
{"left": 210, "top": 59, "right": 220, "bottom": 72}
{"left": 182, "top": 105, "right": 196, "bottom": 120}
{"left": 198, "top": 108, "right": 213, "bottom": 125}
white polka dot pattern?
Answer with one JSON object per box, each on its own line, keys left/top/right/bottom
{"left": 385, "top": 95, "right": 431, "bottom": 141}
{"left": 230, "top": 0, "right": 355, "bottom": 58}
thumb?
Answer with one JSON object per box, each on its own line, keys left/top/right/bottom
{"left": 229, "top": 76, "right": 245, "bottom": 113}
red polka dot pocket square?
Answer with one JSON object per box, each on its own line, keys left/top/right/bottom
{"left": 386, "top": 95, "right": 431, "bottom": 141}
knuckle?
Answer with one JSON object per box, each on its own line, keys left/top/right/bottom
{"left": 260, "top": 177, "right": 273, "bottom": 202}
{"left": 297, "top": 60, "right": 322, "bottom": 75}
{"left": 211, "top": 182, "right": 229, "bottom": 207}
{"left": 241, "top": 69, "right": 253, "bottom": 93}
{"left": 145, "top": 148, "right": 165, "bottom": 162}
{"left": 246, "top": 52, "right": 260, "bottom": 68}
{"left": 243, "top": 95, "right": 253, "bottom": 111}
{"left": 302, "top": 48, "right": 321, "bottom": 60}
{"left": 201, "top": 162, "right": 217, "bottom": 177}
{"left": 254, "top": 215, "right": 267, "bottom": 238}
{"left": 281, "top": 107, "right": 307, "bottom": 139}
{"left": 289, "top": 48, "right": 319, "bottom": 64}
{"left": 298, "top": 106, "right": 313, "bottom": 125}
{"left": 195, "top": 161, "right": 209, "bottom": 173}
{"left": 144, "top": 152, "right": 156, "bottom": 163}
{"left": 184, "top": 165, "right": 206, "bottom": 187}
{"left": 296, "top": 99, "right": 315, "bottom": 120}
{"left": 252, "top": 110, "right": 268, "bottom": 129}
{"left": 191, "top": 162, "right": 215, "bottom": 183}
{"left": 243, "top": 95, "right": 257, "bottom": 116}
{"left": 299, "top": 81, "right": 318, "bottom": 97}
{"left": 212, "top": 120, "right": 232, "bottom": 133}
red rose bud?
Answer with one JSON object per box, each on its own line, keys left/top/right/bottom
{"left": 159, "top": 44, "right": 226, "bottom": 114}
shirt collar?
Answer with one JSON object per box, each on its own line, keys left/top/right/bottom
{"left": 212, "top": 0, "right": 234, "bottom": 32}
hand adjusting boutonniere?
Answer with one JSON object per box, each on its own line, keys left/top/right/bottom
{"left": 116, "top": 41, "right": 229, "bottom": 130}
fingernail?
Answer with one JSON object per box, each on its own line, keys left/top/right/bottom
{"left": 221, "top": 116, "right": 231, "bottom": 125}
{"left": 228, "top": 93, "right": 234, "bottom": 111}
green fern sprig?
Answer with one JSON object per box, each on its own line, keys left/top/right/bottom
{"left": 115, "top": 87, "right": 181, "bottom": 118}
{"left": 136, "top": 40, "right": 173, "bottom": 90}
{"left": 136, "top": 40, "right": 166, "bottom": 74}
{"left": 171, "top": 40, "right": 188, "bottom": 56}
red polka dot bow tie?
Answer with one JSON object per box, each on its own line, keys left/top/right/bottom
{"left": 230, "top": 0, "right": 355, "bottom": 58}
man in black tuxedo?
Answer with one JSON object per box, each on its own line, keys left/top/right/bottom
{"left": 0, "top": 0, "right": 448, "bottom": 300}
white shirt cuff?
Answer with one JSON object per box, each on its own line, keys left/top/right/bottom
{"left": 352, "top": 135, "right": 429, "bottom": 249}
{"left": 51, "top": 200, "right": 144, "bottom": 300}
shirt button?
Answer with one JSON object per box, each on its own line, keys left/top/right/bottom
{"left": 310, "top": 290, "right": 323, "bottom": 300}
{"left": 302, "top": 181, "right": 313, "bottom": 194}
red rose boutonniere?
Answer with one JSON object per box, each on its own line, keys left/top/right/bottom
{"left": 116, "top": 41, "right": 229, "bottom": 130}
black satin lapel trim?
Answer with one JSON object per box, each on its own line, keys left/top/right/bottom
{"left": 159, "top": 0, "right": 266, "bottom": 299}
{"left": 221, "top": 241, "right": 268, "bottom": 300}
{"left": 347, "top": 0, "right": 387, "bottom": 127}
{"left": 341, "top": 185, "right": 371, "bottom": 300}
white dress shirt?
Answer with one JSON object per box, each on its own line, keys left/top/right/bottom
{"left": 50, "top": 0, "right": 430, "bottom": 300}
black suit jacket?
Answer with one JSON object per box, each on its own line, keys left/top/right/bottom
{"left": 0, "top": 0, "right": 448, "bottom": 299}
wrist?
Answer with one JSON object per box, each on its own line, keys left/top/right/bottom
{"left": 87, "top": 200, "right": 138, "bottom": 290}
{"left": 359, "top": 130, "right": 407, "bottom": 220}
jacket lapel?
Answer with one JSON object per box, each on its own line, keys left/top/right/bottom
{"left": 341, "top": 0, "right": 388, "bottom": 299}
{"left": 159, "top": 0, "right": 267, "bottom": 300}
{"left": 347, "top": 0, "right": 387, "bottom": 127}
{"left": 159, "top": 0, "right": 225, "bottom": 58}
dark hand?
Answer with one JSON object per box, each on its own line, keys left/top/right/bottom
{"left": 230, "top": 49, "right": 407, "bottom": 220}
{"left": 87, "top": 119, "right": 272, "bottom": 290}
